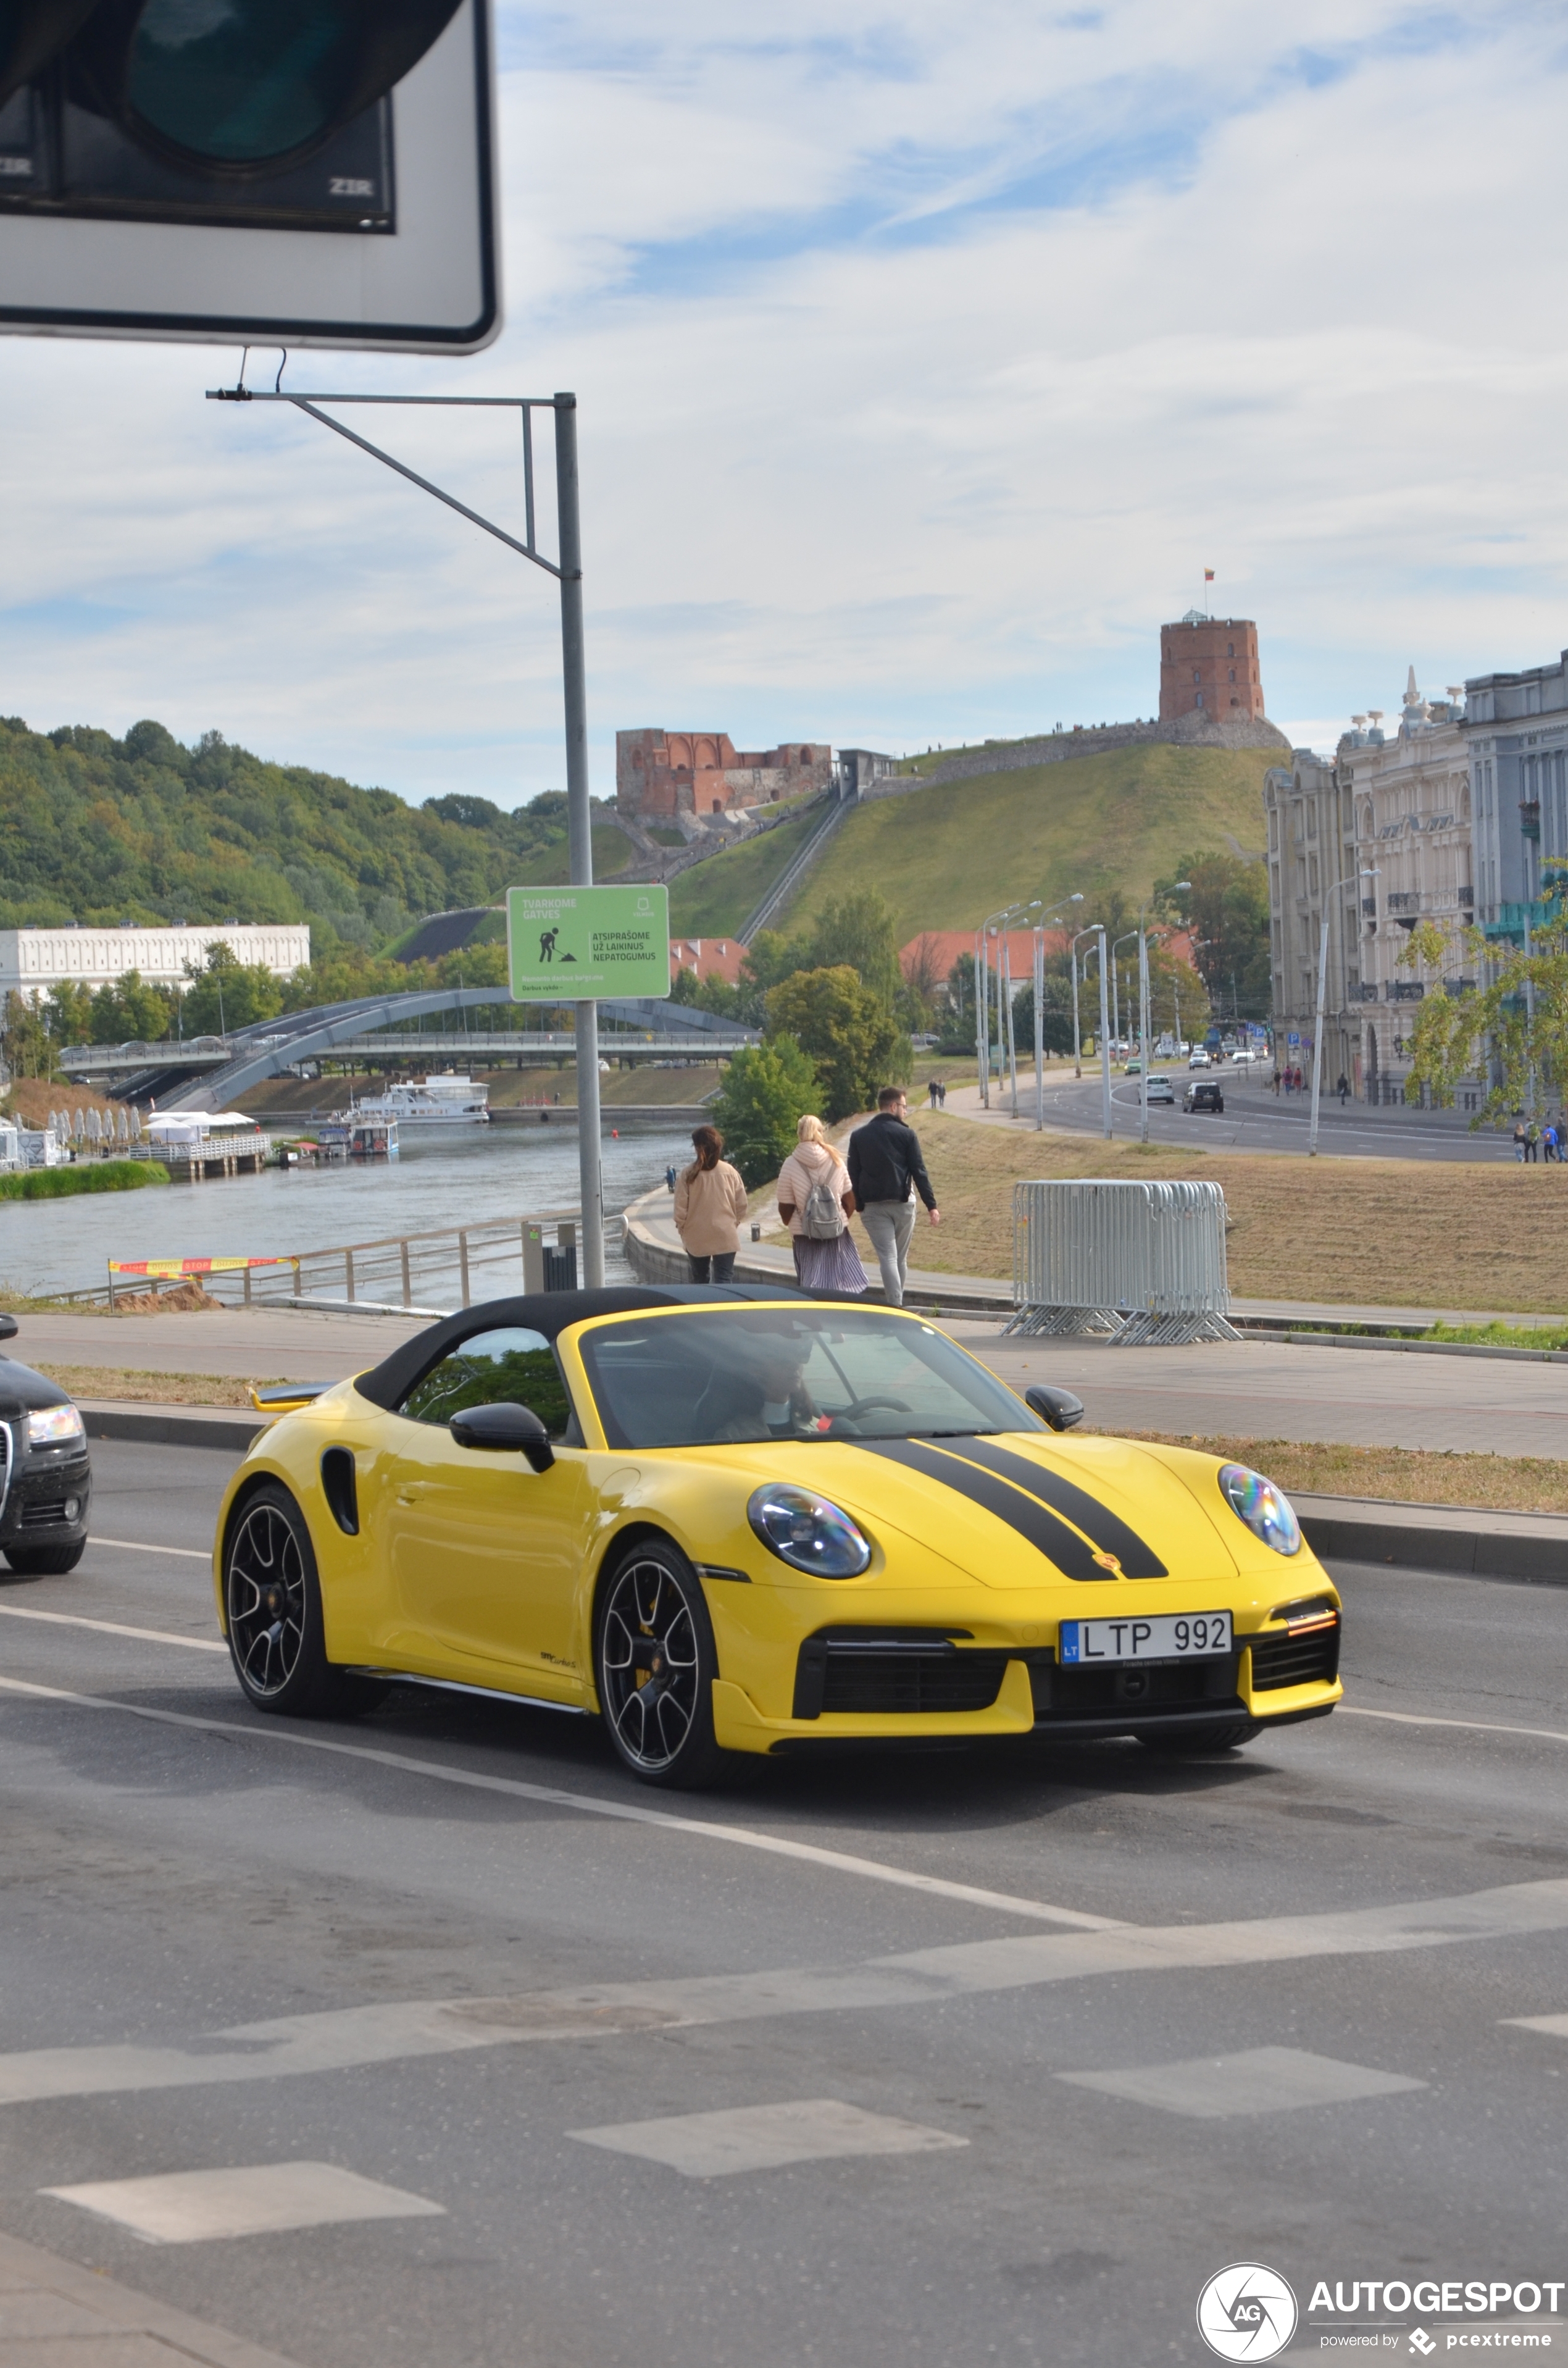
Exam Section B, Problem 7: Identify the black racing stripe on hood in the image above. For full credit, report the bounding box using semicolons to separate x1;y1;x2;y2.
853;1439;1103;1582
939;1439;1169;1579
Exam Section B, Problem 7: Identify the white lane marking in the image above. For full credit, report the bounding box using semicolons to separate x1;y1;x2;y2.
88;1538;210;1560
0;1606;227;1653
1057;2045;1424;2120
1502;2012;1568;2037
0;1675;1122;1934
41;2162;443;2246
1341;1704;1568;1748
2;1879;1567;2107
567;2099;967;2178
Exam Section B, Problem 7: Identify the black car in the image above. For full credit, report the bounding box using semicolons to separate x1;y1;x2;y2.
1183;1079;1225;1113
0;1315;90;1574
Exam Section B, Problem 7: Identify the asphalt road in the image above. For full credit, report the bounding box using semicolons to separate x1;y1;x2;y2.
2;1441;1567;2367
1011;1063;1523;1163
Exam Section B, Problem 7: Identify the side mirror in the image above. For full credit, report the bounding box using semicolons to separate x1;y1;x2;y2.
450;1400;555;1472
0;1313;16;1342
1026;1384;1085;1433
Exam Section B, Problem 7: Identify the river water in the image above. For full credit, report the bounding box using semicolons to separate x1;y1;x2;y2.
0;1126;695;1299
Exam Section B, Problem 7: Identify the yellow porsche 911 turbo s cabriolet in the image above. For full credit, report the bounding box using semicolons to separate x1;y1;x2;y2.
214;1286;1342;1788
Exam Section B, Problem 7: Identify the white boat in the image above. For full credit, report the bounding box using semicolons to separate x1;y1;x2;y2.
352;1073;490;1128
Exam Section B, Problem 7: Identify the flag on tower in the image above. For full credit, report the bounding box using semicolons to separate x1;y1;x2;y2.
1204;569;1215;582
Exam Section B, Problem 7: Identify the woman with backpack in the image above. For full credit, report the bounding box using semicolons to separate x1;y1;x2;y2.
776;1115;867;1294
672;1124;749;1282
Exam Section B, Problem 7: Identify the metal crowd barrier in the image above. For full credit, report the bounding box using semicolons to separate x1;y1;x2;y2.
1007;1179;1239;1345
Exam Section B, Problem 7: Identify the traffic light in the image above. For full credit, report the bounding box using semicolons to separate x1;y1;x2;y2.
1;0;465;226
0;0;498;348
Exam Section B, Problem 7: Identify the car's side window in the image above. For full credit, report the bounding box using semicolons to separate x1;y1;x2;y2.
398;1327;579;1441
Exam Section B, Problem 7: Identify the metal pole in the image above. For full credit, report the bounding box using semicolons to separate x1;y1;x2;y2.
974;929;985;1104
555;393;604;1289
978;929;990;1108
1034;926;1045;1129
1096;930;1112;1137
1072;951;1082;1079
1004;934;1018;1116
1138;924;1151;1145
1307;906;1330;1156
1111;957;1120;1051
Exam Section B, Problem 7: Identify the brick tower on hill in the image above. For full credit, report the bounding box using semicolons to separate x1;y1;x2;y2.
1159;613;1265;723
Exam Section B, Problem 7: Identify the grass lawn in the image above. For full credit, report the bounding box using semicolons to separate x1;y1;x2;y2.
778;743;1274;942
1104;1433;1568;1516
669;809;825;937
862;1110;1568;1314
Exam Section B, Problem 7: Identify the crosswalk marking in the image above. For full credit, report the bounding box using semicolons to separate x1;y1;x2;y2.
1058;2045;1425;2119
41;2162;444;2245
0;1878;1566;2109
569;2099;968;2178
0;1605;227;1652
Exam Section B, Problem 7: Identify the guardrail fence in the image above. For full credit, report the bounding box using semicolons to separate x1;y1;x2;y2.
1007;1179;1238;1345
104;1209;582;1316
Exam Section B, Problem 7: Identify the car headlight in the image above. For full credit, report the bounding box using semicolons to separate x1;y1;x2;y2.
747;1484;871;1578
1218;1462;1301;1557
27;1404;85;1448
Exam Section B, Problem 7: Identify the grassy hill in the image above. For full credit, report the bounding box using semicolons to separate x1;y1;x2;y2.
0;713;635;953
667;806;825;937
778;744;1274;942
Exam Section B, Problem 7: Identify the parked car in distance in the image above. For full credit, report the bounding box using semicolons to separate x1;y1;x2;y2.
1185;1079;1225;1113
1188;1049;1212;1069
1124;1058;1142;1076
1146;1075;1175;1104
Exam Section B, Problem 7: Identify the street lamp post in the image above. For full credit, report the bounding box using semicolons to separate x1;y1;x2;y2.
1027;893;1083;1128
1308;867;1378;1155
1069;921;1100;1082
1095;928;1112;1136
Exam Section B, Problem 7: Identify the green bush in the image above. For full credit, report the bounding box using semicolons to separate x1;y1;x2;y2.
707;1037;820;1187
0;1158;169;1201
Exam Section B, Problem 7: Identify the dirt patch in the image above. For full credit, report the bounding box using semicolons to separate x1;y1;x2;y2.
38;1365;283;1407
878;1111;1568;1316
1103;1431;1568;1515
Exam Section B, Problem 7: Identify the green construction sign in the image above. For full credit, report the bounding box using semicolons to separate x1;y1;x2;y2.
506;883;670;1002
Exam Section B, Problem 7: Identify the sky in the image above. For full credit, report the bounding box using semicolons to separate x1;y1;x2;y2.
4;0;1568;809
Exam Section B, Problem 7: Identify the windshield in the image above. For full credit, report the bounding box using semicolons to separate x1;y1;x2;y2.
578;1308;1041;1450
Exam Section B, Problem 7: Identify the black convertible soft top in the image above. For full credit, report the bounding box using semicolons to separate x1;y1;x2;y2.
353;1282;806;1412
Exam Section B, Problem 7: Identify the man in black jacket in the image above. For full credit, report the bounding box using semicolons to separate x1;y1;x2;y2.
848;1086;941;1306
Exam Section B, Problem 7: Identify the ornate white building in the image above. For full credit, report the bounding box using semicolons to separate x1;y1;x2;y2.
1266;671;1475;1103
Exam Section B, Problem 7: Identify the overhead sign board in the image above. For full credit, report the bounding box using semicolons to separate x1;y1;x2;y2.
507;885;672;1004
0;0;498;351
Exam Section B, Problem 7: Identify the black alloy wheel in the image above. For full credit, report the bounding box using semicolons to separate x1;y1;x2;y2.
223;1483;383;1718
595;1540;724;1788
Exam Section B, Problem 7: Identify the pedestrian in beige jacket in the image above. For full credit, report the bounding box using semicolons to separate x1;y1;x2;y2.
673;1124;749;1282
776;1115;868;1294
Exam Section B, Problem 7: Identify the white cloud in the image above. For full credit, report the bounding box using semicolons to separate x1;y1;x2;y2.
1;0;1565;811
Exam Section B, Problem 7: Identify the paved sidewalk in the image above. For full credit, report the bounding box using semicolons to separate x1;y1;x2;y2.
0;2228;306;2368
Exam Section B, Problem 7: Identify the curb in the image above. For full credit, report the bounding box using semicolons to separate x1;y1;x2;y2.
78;1400;264;1452
1278;1332;1568;1366
1296;1497;1568;1587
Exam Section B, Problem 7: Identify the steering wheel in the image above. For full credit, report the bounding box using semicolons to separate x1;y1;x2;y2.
820;1394;912;1433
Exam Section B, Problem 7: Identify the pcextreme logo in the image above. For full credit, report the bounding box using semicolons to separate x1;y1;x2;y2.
1198;2264;1299;2360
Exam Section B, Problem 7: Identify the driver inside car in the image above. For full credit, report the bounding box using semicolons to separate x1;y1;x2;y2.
712;1342;821;1441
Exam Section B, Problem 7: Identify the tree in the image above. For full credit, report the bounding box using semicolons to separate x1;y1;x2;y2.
181;942;284;1034
1007;975;1077;1056
764;964;911;1121
1401;903;1568;1123
802;887;903;1010
43;981;94;1047
87;969;174;1045
707;1035;820;1187
899;933;946;1033
1156;851;1270;1019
